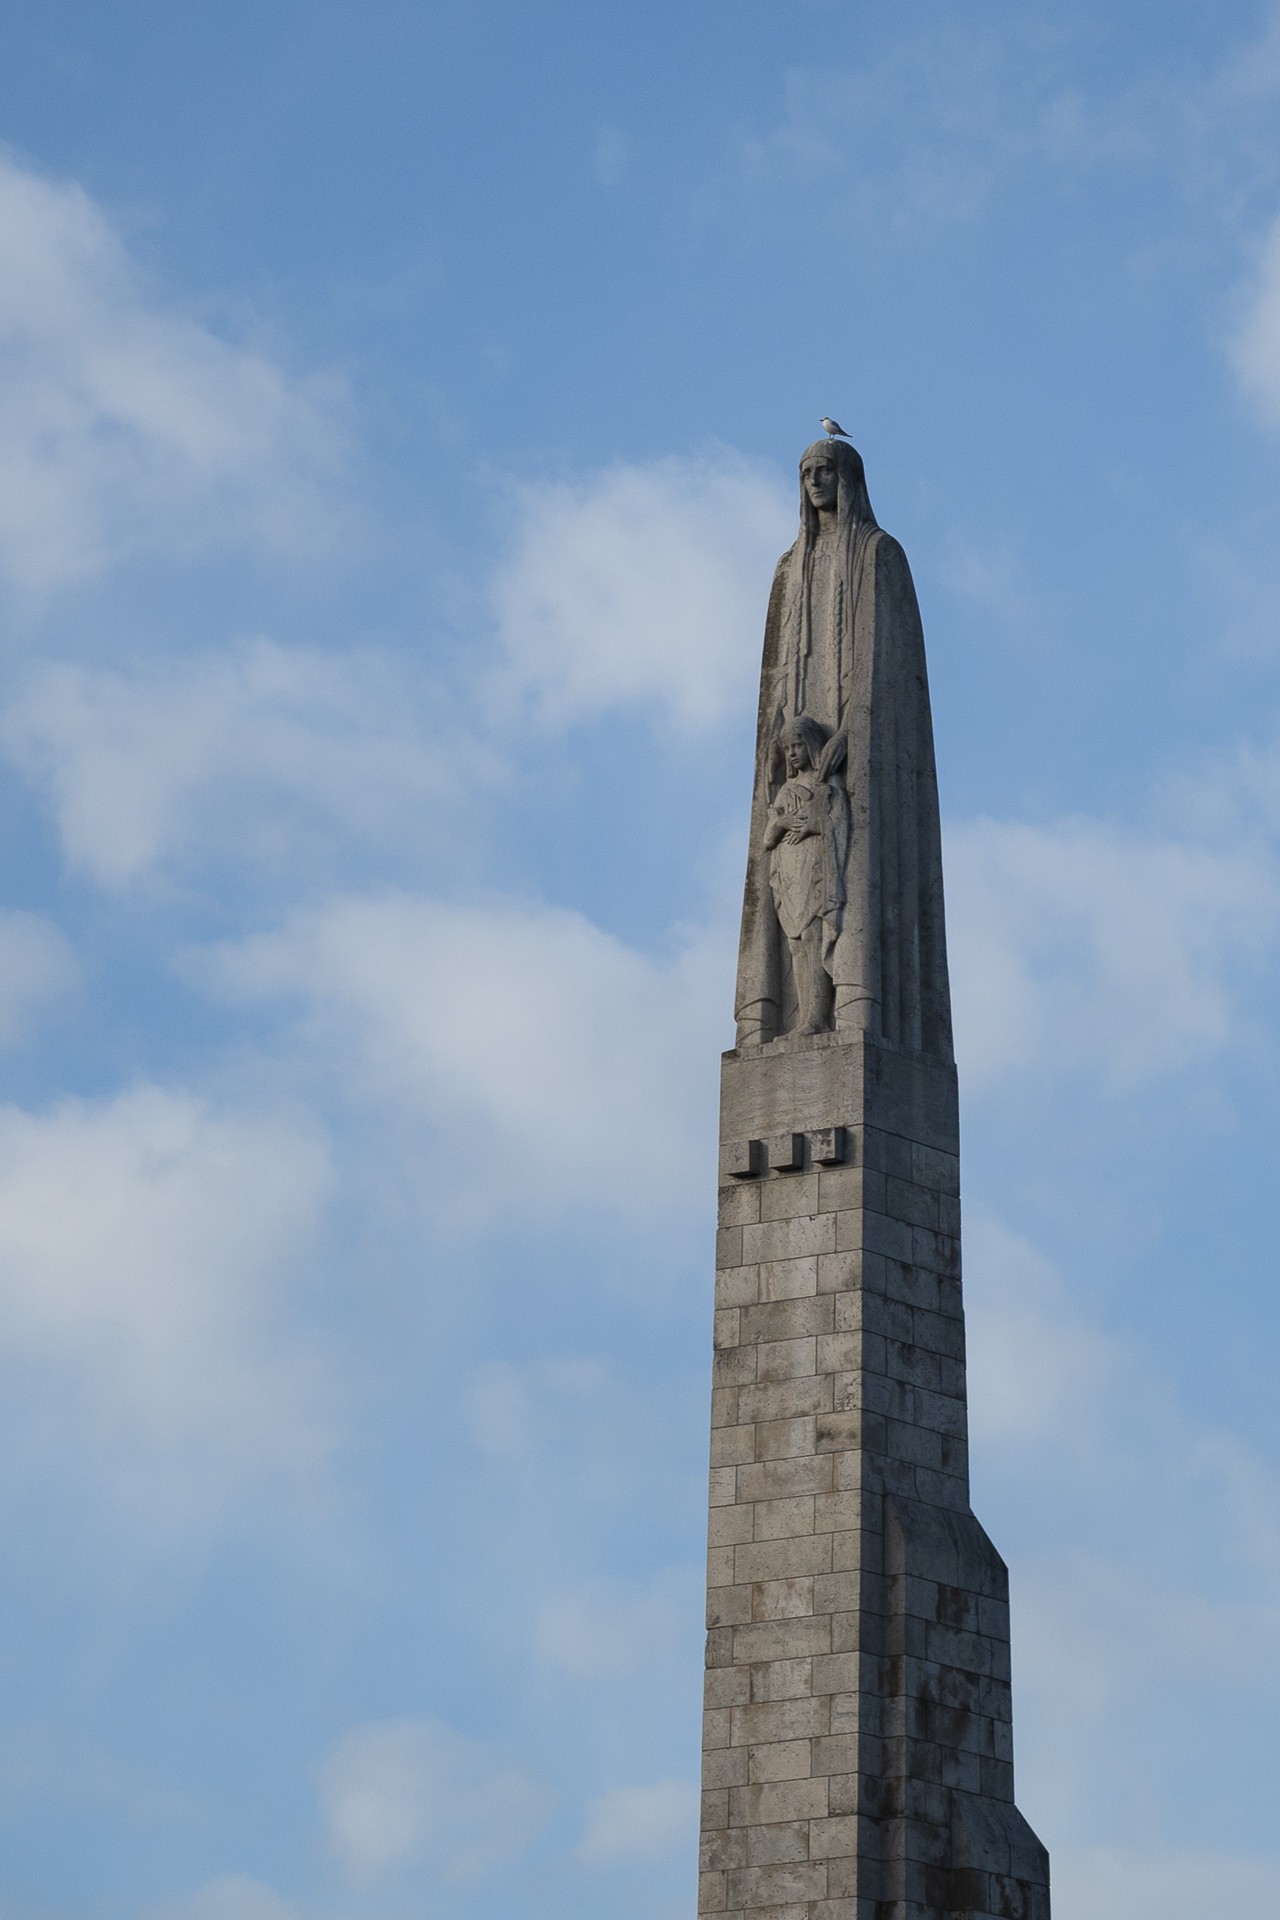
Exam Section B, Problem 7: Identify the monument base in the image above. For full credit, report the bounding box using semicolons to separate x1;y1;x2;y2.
701;1031;1050;1920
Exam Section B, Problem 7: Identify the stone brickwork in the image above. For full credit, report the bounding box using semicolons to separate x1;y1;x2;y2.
699;1032;1049;1920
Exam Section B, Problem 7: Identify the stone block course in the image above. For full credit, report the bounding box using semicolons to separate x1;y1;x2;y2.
818;1167;883;1215
817;1251;863;1293
912;1226;960;1277
706;1666;752;1707
747;1821;812;1865
733;1616;831;1662
708;1545;738;1587
752;1577;817;1621
747;1739;817;1783
742;1295;835;1343
739;1376;832;1422
760;1256;820;1300
712;1424;757;1468
808;1814;862;1859
735;1533;833;1583
726;1862;829;1906
883;1259;942;1311
703;1708;733;1749
750;1657;814;1701
719;1182;764;1227
816;1332;858;1374
717;1266;762;1308
810;1651;859;1694
910;1143;960;1194
883;1177;940;1229
703;1747;749;1790
712;1386;741;1427
737;1455;834;1499
813;1491;859;1532
702;1827;748;1870
714;1346;758;1389
760;1172;820;1218
754;1415;820;1461
717;1225;744;1267
707;1584;753;1629
702;1788;730;1827
757;1336;819;1381
743;1214;838;1263
753;1494;817;1539
730;1778;830;1826
732;1695;831;1745
862;1125;914;1180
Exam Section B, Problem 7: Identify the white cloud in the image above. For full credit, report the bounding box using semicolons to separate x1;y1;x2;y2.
0;909;78;1042
964;1216;1116;1448
200;890;728;1221
536;1567;699;1683
0;151;346;592
2;640;460;885
144;1877;305;1920
492;451;791;728
0;1084;332;1505
946;812;1277;1087
1229;213;1280;427
577;1779;698;1864
964;1216;1280;1849
318;1716;551;1882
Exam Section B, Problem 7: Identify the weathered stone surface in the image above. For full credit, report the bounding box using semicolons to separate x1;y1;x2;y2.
698;442;1049;1920
734;441;952;1058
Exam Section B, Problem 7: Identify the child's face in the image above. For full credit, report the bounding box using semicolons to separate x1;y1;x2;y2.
785;738;810;775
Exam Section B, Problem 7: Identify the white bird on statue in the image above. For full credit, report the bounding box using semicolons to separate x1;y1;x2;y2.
820;416;850;438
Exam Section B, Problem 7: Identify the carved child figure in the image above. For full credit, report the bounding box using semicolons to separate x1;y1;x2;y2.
763;714;848;1036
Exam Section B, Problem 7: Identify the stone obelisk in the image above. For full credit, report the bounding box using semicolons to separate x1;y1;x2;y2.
698;439;1050;1920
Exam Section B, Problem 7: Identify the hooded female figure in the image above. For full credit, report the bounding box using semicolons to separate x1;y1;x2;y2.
734;438;953;1061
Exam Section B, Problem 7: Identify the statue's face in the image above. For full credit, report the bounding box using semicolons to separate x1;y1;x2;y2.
785;737;811;774
802;458;838;511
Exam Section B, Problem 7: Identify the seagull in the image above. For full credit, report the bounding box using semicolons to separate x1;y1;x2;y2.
820;416;851;439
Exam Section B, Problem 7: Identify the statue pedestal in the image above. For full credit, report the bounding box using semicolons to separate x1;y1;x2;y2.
700;1032;1050;1920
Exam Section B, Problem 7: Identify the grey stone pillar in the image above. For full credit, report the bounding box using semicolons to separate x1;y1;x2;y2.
699;1031;1050;1920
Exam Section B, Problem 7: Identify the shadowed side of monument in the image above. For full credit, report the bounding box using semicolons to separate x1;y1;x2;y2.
696;441;1049;1920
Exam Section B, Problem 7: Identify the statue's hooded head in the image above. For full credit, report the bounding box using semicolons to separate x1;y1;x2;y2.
798;438;875;536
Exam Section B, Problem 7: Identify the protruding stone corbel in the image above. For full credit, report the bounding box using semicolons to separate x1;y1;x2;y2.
721;1138;763;1180
767;1131;806;1173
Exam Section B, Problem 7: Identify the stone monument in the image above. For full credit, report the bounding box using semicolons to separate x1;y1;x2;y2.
699;438;1050;1920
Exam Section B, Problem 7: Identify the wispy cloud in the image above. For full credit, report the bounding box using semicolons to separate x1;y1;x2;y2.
536;1567;700;1685
965;1213;1280;1859
947;808;1278;1087
0;909;78;1044
318;1716;551;1883
492;451;790;729
0;1085;333;1522
199;890;730;1221
0;150;348;593
577;1779;699;1864
1;640;462;886
143;1876;305;1920
1229;212;1280;426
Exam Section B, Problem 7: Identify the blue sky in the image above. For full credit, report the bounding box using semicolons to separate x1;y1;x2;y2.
0;3;1279;1917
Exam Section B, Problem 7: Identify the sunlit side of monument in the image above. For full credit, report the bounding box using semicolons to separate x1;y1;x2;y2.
699;440;1050;1920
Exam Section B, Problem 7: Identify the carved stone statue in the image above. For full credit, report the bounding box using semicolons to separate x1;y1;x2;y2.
763;714;849;1036
735;437;953;1059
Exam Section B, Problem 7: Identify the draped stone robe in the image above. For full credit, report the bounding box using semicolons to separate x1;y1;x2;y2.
735;441;953;1061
